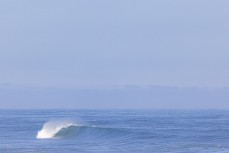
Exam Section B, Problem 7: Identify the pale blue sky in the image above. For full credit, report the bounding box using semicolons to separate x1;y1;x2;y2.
1;0;229;109
1;0;229;89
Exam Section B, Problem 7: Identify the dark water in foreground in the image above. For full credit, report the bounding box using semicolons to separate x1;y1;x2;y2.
0;109;229;153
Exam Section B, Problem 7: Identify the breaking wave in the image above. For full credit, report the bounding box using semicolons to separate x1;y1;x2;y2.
37;120;131;139
37;120;79;139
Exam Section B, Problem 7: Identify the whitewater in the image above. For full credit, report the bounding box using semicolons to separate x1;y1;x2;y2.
36;120;78;139
36;120;130;140
1;109;229;153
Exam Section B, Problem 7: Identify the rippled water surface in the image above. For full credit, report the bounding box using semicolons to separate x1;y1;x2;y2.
0;109;229;153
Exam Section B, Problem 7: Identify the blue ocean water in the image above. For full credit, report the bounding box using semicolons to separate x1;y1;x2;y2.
0;109;229;153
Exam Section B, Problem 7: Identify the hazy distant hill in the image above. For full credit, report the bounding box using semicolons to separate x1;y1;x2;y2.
0;85;229;109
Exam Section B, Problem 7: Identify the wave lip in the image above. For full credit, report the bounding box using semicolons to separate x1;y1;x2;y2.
36;120;77;139
37;120;132;140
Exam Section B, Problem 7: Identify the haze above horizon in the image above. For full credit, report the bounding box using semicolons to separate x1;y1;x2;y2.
0;0;229;108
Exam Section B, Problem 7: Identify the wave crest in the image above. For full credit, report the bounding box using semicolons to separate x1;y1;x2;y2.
37;120;131;140
36;120;79;139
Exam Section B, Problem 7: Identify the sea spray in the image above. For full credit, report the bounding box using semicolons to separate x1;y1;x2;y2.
37;120;79;139
37;119;131;140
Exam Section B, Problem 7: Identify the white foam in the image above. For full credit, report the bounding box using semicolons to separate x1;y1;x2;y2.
36;120;76;139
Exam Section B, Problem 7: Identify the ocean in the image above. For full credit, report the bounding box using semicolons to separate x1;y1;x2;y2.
0;109;229;153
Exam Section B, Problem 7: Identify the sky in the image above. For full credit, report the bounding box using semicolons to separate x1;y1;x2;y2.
0;0;229;108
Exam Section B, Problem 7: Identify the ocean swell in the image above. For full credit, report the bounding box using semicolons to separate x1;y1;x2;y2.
36;120;79;139
37;120;131;140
